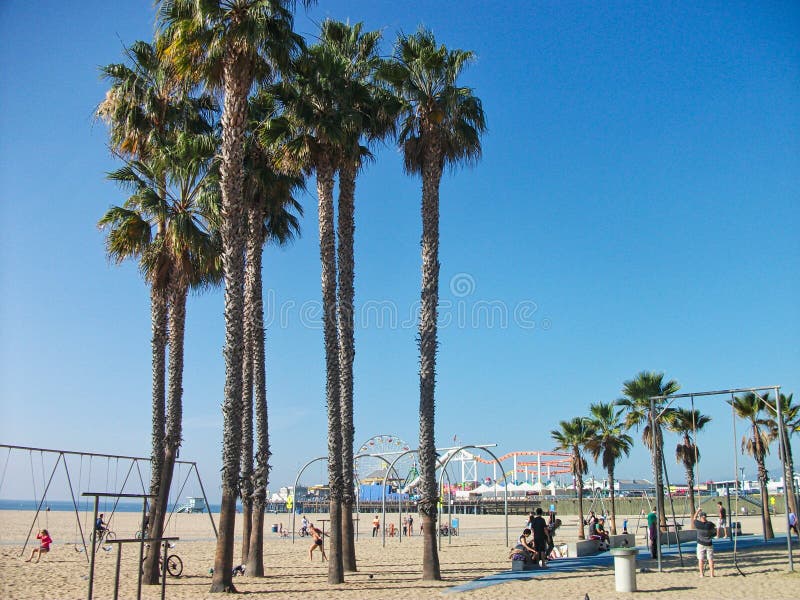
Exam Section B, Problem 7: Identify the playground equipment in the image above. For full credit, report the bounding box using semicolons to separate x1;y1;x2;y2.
648;385;797;573
0;444;216;561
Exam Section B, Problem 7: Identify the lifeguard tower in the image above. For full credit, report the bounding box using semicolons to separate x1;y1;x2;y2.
176;496;206;513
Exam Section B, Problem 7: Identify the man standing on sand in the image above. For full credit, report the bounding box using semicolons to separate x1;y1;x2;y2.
372;515;380;537
694;508;716;577
530;508;550;568
717;502;727;538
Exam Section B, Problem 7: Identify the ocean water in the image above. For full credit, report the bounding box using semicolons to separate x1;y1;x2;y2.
0;499;224;513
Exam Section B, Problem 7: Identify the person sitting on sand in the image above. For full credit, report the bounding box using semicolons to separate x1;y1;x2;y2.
309;524;327;561
589;517;610;550
516;528;537;562
25;529;52;563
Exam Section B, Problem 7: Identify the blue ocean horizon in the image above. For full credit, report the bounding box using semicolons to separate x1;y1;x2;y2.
0;499;225;513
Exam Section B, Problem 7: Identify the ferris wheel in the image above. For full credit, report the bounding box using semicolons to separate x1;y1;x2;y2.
354;434;416;484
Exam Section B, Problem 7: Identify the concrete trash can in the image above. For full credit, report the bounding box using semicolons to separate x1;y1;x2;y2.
610;547;637;592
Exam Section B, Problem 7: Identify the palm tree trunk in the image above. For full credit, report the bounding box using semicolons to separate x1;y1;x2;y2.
608;467;617;535
210;55;250;594
686;464;697;520
576;469;586;540
652;418;667;530
240;207;258;566
148;286;167;509
245;204;270;577
337;164;357;572
418;139;443;581
780;426;798;518
318;158;344;584
754;425;775;539
143;281;187;585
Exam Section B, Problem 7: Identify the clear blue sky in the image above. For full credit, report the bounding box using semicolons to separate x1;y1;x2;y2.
1;1;798;501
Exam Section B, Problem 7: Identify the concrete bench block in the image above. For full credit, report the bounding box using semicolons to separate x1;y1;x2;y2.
567;539;603;557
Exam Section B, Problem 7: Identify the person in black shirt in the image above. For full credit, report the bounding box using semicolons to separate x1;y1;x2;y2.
693;508;716;577
530;508;549;567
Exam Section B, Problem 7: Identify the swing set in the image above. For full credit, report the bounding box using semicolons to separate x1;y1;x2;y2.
648;385;797;574
0;444;216;562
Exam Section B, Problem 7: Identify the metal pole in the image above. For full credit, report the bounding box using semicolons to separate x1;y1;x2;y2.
661;452;684;567
160;541;168;600
113;544;123;600
726;491;733;541
63;453;90;561
192;463;218;538
20;452;62;557
292;456;326;544
88;495;99;600
774;387;794;571
137;497;147;599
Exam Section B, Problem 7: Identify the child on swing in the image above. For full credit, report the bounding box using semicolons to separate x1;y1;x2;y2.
25;529;52;563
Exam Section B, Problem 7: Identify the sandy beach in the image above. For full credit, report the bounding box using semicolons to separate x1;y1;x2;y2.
2;510;798;599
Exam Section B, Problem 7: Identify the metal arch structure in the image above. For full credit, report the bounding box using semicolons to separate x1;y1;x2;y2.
292;450;416;543
437;445;510;550
648;385;796;573
379;448;460;548
291;455;326;543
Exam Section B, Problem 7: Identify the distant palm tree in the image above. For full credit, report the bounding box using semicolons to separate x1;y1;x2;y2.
780;393;799;516
760;392;798;519
585;402;633;535
729;392;776;539
618;371;680;528
379;28;486;580
663;408;711;518
157;1;306;591
552;418;593;540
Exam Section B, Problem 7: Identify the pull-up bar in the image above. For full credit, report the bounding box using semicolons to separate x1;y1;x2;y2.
647;385;795;573
82;492;155;600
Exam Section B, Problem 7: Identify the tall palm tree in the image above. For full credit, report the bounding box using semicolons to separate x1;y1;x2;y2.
264;40;359;584
551;417;593;540
157;1;306;591
781;393;799;516
663;407;711;518
379;28;486;581
762;392;798;518
99;130;221;583
241;93;303;575
97;38;214;517
618;371;680;529
730;392;776;539
317;18;398;573
585;402;633;535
